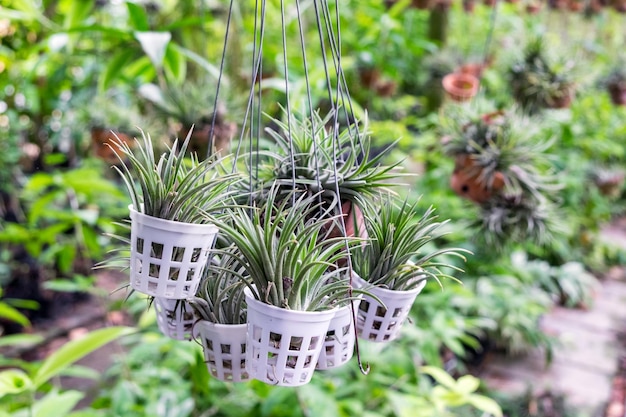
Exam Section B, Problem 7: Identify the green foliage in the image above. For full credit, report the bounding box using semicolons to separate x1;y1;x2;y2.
0;326;135;416
353;195;469;290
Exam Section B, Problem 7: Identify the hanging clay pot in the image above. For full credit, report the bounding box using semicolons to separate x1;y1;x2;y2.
526;2;542;13
545;88;574;109
608;85;626;106
442;73;479;102
179;119;236;158
450;154;506;204
91;127;133;165
359;67;381;90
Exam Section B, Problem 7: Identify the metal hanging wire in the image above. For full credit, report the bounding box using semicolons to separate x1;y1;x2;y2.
208;0;371;374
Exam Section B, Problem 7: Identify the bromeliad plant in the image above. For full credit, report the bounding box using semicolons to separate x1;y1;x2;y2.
191;246;248;325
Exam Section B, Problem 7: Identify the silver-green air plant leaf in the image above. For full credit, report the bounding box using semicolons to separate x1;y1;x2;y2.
353;195;470;291
202;187;364;311
108;128;241;224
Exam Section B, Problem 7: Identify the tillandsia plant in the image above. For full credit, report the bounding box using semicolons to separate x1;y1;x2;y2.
509;37;577;113
441;104;559;203
202;188;363;311
599;60;626;105
256;109;406;219
352;195;469;291
190;245;248;325
109;128;240;224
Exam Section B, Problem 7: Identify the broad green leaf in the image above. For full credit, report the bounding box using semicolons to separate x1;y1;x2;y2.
0;369;33;397
99;49;135;91
468;395;503;417
164;43;187;84
61;0;94;29
32;326;135;388
0;334;43;348
454;374;480;394
0;302;30;327
419;366;457;390
134;31;171;69
175;46;221;80
126;1;149;31
32;390;84;417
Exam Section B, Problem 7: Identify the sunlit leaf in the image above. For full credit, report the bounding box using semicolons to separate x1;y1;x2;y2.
0;369;33;397
32;326;135;388
134;31;171;69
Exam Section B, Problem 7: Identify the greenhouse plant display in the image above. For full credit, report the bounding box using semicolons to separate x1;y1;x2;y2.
600;63;626;106
109;129;240;299
203;189;364;386
441;72;480;102
351;196;469;342
509;38;577;113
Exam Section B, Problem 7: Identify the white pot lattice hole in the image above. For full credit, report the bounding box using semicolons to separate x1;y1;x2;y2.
129;205;218;299
154;297;197;341
317;301;359;370
354;274;427;343
196;321;250;383
244;288;335;387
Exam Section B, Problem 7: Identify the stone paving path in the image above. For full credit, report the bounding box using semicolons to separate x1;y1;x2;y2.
479;223;626;416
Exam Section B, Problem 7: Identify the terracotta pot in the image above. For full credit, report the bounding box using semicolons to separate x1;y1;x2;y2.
545;88;574;109
526;2;542;12
375;79;397;97
179;121;236;157
463;0;476;11
568;0;584;11
450;154;506;204
91;127;133;165
608;85;626;106
359;67;381;90
442;73;480;102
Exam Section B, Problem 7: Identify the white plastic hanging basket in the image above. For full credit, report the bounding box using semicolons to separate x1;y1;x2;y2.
353;274;426;343
129;205;218;299
244;288;335;386
154;297;197;341
196;320;250;383
316;300;359;370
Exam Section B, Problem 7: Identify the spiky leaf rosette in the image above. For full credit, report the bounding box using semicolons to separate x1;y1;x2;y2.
202;188;363;311
441;105;560;200
108;128;240;223
190;247;248;325
352;195;469;291
256;109;406;209
508;37;576;114
473;192;564;248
